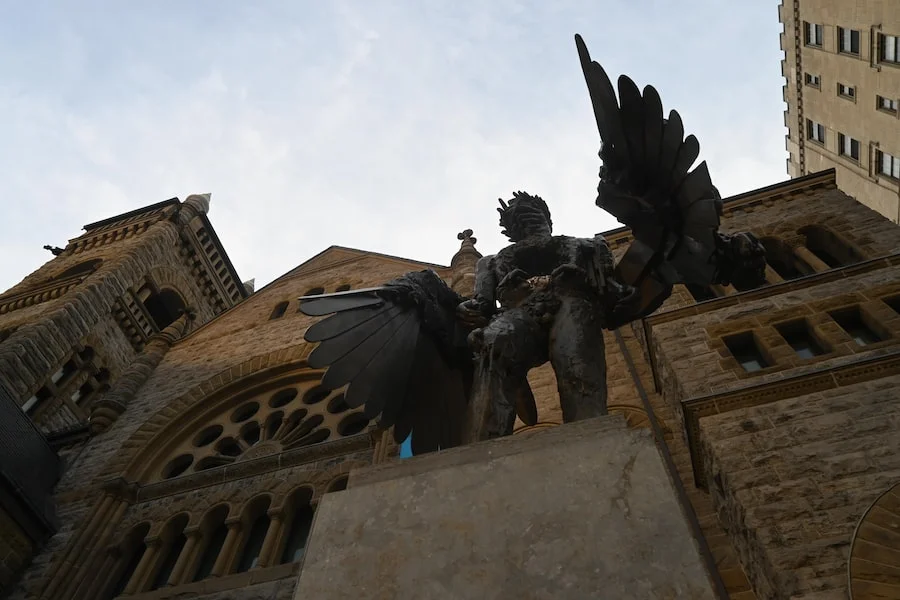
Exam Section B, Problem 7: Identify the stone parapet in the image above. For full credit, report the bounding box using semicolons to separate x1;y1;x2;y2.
294;416;717;600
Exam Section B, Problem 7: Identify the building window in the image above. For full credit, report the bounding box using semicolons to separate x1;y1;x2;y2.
805;22;824;47
806;119;826;144
838;83;856;99
326;475;349;493
149;515;189;590
799;225;863;268
334;284;351;292
775;320;826;359
155;371;370;482
191;506;229;582
830;307;884;346
877;150;900;179
270;301;289;320
879;34;899;64
22;387;53;415
724;332;769;372
838;133;861;161
878;95;899;114
142;288;186;330
236;498;272;573
883;295;900;315
52;258;103;281
838;27;861;55
760;236;812;280
106;524;151;600
302;287;325;297
805;73;821;88
279;488;315;564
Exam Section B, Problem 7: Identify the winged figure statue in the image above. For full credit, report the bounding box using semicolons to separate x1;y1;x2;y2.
299;34;766;456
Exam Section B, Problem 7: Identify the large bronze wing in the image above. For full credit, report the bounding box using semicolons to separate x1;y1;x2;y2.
299;270;471;455
575;34;765;319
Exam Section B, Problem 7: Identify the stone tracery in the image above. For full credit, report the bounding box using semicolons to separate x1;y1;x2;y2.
153;371;370;482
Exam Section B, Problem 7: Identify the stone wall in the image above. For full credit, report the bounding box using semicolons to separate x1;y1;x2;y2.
652;266;900;404
8;247;471;600
0;509;33;591
643;175;900;599
699;376;900;599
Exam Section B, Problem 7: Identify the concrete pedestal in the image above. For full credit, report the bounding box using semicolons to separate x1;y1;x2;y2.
293;416;716;599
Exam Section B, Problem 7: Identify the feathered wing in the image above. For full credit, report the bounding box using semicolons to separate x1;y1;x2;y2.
575;34;765;319
299;270;471;454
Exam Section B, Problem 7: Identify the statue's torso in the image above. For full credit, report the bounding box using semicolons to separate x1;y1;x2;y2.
493;234;581;278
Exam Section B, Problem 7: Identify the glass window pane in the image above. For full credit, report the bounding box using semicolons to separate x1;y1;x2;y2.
777;321;825;359
725;333;768;372
741;358;764;372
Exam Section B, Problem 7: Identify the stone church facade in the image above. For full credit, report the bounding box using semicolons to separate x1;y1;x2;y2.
1;168;899;599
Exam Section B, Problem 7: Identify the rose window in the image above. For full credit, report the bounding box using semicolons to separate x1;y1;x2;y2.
158;377;371;480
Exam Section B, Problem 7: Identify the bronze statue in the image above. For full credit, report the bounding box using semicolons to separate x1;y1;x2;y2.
299;34;766;455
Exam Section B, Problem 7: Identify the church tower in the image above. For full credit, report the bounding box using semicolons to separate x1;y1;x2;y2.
0;195;247;590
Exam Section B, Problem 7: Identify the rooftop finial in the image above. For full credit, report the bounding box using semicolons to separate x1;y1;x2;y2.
457;229;477;248
183;193;211;216
452;229;481;269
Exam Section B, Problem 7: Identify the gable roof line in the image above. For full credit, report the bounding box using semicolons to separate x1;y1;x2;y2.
283;245;449;279
175;245;452;344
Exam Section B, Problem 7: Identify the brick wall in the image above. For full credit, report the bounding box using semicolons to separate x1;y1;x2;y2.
8;249;465;600
699;376;900;599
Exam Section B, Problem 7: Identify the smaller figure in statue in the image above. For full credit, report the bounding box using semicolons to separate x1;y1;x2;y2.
456;192;633;437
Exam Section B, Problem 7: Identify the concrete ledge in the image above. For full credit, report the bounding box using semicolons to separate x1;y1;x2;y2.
294;416;716;599
350;415;627;487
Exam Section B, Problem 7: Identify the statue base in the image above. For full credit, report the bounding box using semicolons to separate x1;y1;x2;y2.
293;416;716;599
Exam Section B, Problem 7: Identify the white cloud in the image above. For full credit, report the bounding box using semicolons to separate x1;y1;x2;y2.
0;1;787;291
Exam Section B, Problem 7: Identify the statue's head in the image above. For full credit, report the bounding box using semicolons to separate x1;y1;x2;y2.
497;191;552;241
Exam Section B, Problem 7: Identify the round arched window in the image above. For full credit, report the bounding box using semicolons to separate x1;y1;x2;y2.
154;371;371;481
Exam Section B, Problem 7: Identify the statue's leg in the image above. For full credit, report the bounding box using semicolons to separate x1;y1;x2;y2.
549;296;608;422
469;309;545;437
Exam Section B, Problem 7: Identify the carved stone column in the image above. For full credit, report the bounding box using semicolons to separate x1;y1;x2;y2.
123;537;161;594
793;245;831;273
77;547;117;599
40;493;115;599
764;265;784;284
255;510;283;569
90;313;191;433
372;429;399;464
210;519;242;577
167;527;201;586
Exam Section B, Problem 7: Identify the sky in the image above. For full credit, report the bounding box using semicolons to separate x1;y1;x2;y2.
0;1;787;291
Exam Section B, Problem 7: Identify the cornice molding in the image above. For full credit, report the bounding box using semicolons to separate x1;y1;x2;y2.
130;433;374;502
684;350;900;488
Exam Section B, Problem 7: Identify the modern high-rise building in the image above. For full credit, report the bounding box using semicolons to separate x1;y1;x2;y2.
780;1;900;221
